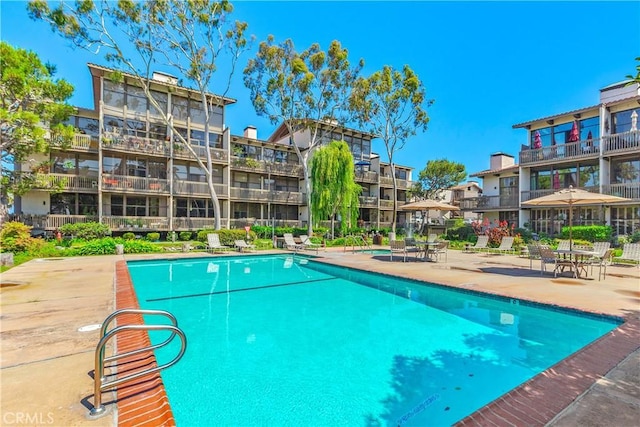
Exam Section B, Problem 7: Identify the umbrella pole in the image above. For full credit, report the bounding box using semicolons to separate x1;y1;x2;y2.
569;205;573;250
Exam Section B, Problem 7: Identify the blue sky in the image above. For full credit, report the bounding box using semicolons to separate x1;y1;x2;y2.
1;1;638;178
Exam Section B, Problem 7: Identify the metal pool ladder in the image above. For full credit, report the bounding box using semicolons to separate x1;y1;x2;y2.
343;234;372;252
89;309;187;417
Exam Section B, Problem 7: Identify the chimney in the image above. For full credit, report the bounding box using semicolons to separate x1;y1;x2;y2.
151;71;178;85
489;152;515;170
244;126;257;140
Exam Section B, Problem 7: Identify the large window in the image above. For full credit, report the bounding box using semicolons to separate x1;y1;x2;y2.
150;90;168;116
126;85;147;114
175;198;214;218
232;172;261;189
103;116;124;135
499;176;518;199
172;96;189;121
612;158;640;183
530;170;551;190
189;99;206;125
208;105;223;128
126;158;146;177
149;122;167;141
103;81;125;108
126;196;147;216
148;161;167;179
580;116;599;140
612;109;638;134
103;156;125;175
50;193;98;216
579;164;599;187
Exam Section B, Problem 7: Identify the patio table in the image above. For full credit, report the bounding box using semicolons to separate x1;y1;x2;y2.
554;249;598;278
416;241;440;262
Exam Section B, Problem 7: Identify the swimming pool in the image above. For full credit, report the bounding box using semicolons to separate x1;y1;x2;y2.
127;255;620;426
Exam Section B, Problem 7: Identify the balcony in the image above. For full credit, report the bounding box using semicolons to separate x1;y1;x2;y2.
174;145;228;163
229;187;304;204
603;130;640;155
28;173;98;192
462;195;519;211
359;195;378;208
379;176;410;188
379;199;394;209
14;214;97;230
520;186;599;203
230;157;303;177
102;216;170;231
172;217;227;230
601;183;640;201
102;174;169;193
102;134;170;157
355;171;378;183
519;138;600;166
50;133;99;152
173;181;227;198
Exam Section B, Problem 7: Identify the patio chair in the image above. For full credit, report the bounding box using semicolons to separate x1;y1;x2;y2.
591;249;614;281
527;243;548;269
234;240;256;252
283;233;304;252
389;240;407;262
556;240;571;251
404;237;422;259
539;246;573;277
612;243;640;267
300;234;322;253
427;240;449;262
206;233;231;253
467;235;489;253
492;236;515;255
426;233;438;243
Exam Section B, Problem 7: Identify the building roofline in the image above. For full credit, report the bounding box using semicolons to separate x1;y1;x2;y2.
512;104;601;129
470;164;519;178
267;119;376;142
87;63;237;105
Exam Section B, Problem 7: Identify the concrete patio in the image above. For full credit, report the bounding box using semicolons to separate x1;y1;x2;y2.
1;248;638;426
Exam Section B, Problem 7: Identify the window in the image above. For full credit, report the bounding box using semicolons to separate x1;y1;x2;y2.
612;109;636;134
126;85;147;114
150;90;168;116
103;81;125;108
149;123;167;141
612;158;640;183
78;154;99;177
580;116;599;140
171;96;189;122
77;117;99;137
50;193;75;214
530;170;551;190
189;99;206;125
175;198;188;217
126;119;145;138
579;164;599;187
111;196;124;216
51;155;76;174
126;196;147;216
126;158;147;177
209;104;223;128
149;197;160;217
103;116;124;135
173;163;188;180
103;156;124;175
78;194;98;216
148;161;167;179
188;164;206;182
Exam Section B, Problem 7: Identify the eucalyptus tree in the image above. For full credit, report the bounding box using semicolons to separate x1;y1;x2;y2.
0;42;75;222
410;159;466;201
310;140;361;237
351;65;432;234
28;0;250;230
244;37;362;235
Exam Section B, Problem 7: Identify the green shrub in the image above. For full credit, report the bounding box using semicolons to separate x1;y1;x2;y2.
179;231;192;241
122;232;136;240
146;232;160;242
0;221;33;252
123;240;163;254
197;229;256;246
74;237;117;255
513;227;533;242
445;225;475;242
59;222;111;240
561;225;612;243
629;231;640;243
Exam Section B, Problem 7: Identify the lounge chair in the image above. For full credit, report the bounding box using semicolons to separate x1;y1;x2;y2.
206;233;231;253
234;240;256;252
389;240;407;262
556;240;571;251
613;243;640;267
283;233;304;252
467;235;489;253
492;236;515;255
299;234;322;253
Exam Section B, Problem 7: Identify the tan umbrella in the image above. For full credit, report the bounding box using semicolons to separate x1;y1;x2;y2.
522;186;630;248
400;199;460;235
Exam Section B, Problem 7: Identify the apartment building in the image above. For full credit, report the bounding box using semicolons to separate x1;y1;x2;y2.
463;81;640;237
13;63;413;233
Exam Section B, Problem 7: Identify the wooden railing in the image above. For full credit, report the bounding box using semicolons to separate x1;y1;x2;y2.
172;217;223;230
520;186;599;203
471;195;520;210
603;130;640;154
229;187;304;204
379;176;409;189
173;145;227;162
102;216;169;231
601;183;640;201
28;173;98;191
359;196;378;207
379;199;394;209
172;181;228;197
102;135;171;156
519;138;601;165
355;171;378;183
102;174;169;193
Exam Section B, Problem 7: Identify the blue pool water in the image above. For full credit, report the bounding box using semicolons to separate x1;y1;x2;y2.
127;255;620;426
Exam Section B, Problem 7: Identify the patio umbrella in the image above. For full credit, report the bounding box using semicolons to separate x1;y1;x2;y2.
533;131;542;149
568;121;580;143
522;186;630;249
400;199;460;235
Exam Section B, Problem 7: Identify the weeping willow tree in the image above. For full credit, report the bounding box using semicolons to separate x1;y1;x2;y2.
310;140;361;237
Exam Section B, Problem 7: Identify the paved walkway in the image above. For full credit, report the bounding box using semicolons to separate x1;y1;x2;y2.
1;248;638;426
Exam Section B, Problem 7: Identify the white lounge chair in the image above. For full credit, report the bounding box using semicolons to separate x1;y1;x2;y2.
556;240;571;251
234;240;256;252
206;233;231;253
492;236;515;255
299;234;322;253
613;243;640;267
467;235;489;252
283;233;304;252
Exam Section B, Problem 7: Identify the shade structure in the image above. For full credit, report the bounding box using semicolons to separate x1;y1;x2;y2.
522;186;630;248
400;199;460;235
568;121;580;143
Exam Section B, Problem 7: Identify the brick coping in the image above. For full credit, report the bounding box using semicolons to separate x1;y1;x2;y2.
114;260;175;427
114;257;639;426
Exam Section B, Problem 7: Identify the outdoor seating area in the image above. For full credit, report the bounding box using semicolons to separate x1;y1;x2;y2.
613;243;640;267
206;233;231;253
234;240;256;252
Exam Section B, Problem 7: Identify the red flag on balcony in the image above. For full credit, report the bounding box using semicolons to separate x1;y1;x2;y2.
568;121;579;142
533;130;542;149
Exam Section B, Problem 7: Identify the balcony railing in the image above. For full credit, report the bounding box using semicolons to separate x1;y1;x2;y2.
379;199;394;209
603;130;640;154
601;183;640;201
102;216;170;231
379;176;410;188
173;145;227;162
102;134;171;156
473;195;520;210
355;171;378;183
50;134;99;152
13;214;97;230
28;173;98;192
173;181;228;197
359;196;378;208
230;157;303;177
102;174;169;193
519;138;601;165
229;187;304;204
172;217;224;230
520;186;599;203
